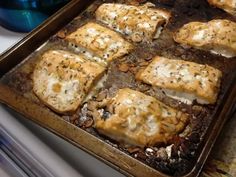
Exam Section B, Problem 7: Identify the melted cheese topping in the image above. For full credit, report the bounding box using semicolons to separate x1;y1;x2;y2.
136;56;222;104
174;19;236;58
33;50;105;114
146;115;160;136
94;88;189;147
45;75;80;106
192;30;207;41
95;3;171;42
66;22;133;65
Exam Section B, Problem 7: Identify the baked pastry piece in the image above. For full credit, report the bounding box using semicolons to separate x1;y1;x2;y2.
95;3;171;42
136;56;222;104
173;19;236;58
66;22;133;65
208;0;236;16
93;88;189;147
33;50;105;114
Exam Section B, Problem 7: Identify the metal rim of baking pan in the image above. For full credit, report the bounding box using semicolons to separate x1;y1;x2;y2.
0;0;236;176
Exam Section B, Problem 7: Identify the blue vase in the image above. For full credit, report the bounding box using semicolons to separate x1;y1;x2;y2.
0;0;69;32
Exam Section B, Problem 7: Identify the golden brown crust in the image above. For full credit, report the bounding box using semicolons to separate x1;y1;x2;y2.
95;3;171;42
173;19;236;58
93;88;189;147
33;50;105;114
208;0;236;16
66;22;133;64
136;56;222;104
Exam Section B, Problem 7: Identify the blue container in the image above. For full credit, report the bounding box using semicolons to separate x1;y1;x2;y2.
0;0;69;32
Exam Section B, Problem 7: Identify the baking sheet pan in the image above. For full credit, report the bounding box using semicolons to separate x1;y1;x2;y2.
0;0;236;176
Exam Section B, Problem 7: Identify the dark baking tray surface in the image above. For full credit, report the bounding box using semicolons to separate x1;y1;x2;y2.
0;0;236;176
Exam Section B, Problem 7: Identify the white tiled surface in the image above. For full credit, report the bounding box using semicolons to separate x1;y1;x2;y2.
0;26;124;177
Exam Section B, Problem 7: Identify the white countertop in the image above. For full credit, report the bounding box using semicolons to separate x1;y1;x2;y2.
0;26;26;54
0;26;124;177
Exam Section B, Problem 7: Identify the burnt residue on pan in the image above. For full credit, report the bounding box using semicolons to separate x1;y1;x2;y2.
1;0;236;176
